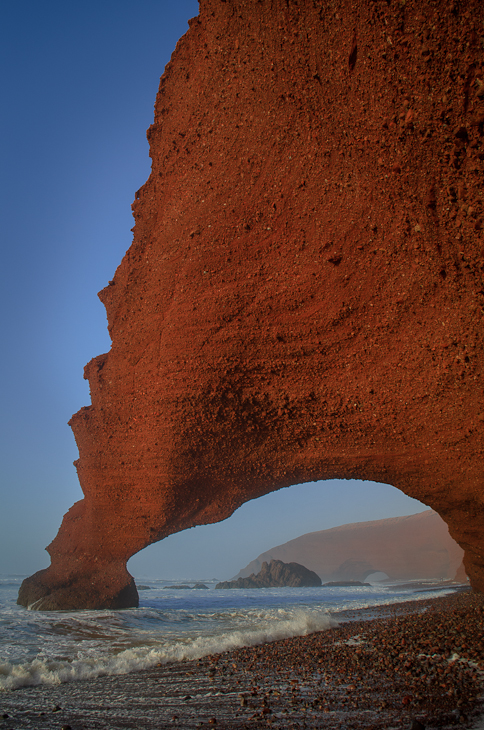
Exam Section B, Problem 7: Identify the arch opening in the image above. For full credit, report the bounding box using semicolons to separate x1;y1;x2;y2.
127;479;464;587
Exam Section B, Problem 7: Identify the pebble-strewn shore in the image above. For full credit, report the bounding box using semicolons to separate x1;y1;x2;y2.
2;590;483;729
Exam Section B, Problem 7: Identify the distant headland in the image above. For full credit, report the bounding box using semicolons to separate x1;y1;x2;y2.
235;511;465;585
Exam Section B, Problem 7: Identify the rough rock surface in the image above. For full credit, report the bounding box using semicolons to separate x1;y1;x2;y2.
19;0;484;609
236;511;465;583
216;559;321;588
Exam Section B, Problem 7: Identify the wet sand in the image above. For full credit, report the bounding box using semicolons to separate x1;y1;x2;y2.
1;589;483;729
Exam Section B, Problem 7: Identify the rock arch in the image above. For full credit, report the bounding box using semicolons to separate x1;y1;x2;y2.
19;0;484;609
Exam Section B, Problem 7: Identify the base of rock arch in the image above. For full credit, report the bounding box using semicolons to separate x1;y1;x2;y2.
19;0;484;609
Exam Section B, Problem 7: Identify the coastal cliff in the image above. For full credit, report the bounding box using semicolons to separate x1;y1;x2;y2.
19;0;484;609
237;511;465;583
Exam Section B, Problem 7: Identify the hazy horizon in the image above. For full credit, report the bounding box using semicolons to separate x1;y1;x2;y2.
126;479;428;581
1;3;429;584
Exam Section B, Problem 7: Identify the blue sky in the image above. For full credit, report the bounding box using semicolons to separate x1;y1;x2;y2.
0;1;427;581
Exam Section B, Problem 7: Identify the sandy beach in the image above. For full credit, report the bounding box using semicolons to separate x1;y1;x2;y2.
1;589;482;730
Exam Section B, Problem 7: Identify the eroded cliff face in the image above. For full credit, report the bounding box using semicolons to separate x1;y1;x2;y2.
18;0;484;609
237;511;465;583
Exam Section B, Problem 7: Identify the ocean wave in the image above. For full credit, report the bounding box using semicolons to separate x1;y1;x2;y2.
0;579;23;588
327;587;456;616
0;609;336;691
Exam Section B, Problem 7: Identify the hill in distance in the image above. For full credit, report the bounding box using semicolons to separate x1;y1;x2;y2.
235;511;464;583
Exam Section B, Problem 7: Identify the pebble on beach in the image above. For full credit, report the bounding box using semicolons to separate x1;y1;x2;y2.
1;591;482;730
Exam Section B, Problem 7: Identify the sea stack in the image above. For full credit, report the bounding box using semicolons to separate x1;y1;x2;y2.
19;0;484;610
216;560;322;588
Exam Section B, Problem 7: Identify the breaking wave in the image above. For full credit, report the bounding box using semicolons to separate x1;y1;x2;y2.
0;608;336;691
0;577;458;692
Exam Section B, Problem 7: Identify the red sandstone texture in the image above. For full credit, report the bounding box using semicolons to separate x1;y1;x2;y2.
237;510;465;582
18;0;484;609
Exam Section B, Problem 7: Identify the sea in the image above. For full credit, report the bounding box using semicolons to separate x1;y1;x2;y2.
0;574;458;694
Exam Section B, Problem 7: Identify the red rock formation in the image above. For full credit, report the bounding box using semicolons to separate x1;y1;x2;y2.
18;0;484;609
236;511;465;583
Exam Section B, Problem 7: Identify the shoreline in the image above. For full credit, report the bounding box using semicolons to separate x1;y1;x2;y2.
1;589;483;729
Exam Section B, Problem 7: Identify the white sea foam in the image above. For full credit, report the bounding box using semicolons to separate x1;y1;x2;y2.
0;577;458;692
0;608;336;691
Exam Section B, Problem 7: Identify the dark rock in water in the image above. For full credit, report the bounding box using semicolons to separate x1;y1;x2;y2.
193;583;209;589
216;560;321;589
136;584;151;590
323;581;371;587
